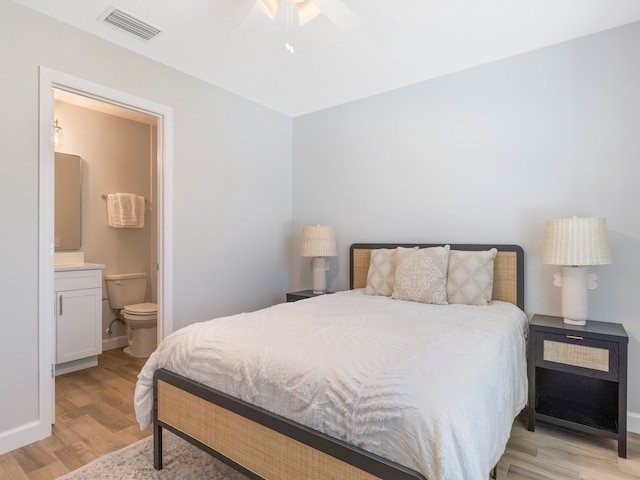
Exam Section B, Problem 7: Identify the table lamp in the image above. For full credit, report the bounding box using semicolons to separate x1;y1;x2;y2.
301;225;337;294
543;216;612;325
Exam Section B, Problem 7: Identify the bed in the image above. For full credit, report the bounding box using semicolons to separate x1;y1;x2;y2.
134;243;527;480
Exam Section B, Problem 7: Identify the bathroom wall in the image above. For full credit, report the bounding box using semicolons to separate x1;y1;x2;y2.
54;100;156;348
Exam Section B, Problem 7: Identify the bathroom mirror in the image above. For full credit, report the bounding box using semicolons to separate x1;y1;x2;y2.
55;153;82;250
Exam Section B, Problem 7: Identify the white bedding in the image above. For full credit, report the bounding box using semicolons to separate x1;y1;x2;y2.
135;289;527;480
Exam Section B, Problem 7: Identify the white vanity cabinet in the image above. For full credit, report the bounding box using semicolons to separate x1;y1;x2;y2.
55;266;103;375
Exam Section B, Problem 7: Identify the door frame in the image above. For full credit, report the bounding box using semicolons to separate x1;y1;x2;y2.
38;67;174;433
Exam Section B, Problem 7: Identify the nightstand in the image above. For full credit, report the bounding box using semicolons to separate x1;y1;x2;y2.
527;314;628;457
286;290;333;302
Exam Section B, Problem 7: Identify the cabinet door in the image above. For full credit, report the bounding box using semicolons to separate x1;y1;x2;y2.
56;288;102;364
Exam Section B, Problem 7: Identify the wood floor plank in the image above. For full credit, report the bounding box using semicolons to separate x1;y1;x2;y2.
79;401;134;433
501;447;581;480
9;443;57;475
505;462;569;480
64;414;132;457
52;442;97;471
25;461;69;480
0;454;30;480
620;437;640;477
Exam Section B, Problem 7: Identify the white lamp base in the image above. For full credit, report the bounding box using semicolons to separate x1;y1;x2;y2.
563;317;587;326
310;257;329;294
557;266;592;326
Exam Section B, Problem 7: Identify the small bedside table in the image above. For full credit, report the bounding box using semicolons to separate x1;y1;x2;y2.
286;290;333;302
527;314;628;457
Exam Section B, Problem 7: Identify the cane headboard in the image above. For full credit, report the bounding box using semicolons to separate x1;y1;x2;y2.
349;243;525;311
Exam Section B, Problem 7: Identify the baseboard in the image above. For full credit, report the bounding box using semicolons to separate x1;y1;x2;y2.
0;419;49;456
55;356;98;376
103;335;128;351
628;411;640;434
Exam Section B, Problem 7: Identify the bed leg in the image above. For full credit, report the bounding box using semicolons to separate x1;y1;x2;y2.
154;423;163;470
490;465;497;479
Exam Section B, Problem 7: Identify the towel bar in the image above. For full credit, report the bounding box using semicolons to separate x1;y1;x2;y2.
101;193;148;203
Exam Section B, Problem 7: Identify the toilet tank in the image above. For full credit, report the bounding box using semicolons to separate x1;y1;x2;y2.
105;273;148;309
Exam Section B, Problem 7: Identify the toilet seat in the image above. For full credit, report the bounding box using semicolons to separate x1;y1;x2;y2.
123;302;157;316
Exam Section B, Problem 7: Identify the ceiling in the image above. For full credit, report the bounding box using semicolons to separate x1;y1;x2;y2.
14;0;640;117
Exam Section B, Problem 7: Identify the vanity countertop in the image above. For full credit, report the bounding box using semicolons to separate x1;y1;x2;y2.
55;262;106;272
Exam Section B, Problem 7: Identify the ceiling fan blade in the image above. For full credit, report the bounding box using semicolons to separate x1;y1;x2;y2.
258;0;282;19
238;1;270;30
314;0;360;30
296;0;322;25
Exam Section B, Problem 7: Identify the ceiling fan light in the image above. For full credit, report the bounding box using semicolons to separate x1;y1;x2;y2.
296;0;321;25
258;0;281;19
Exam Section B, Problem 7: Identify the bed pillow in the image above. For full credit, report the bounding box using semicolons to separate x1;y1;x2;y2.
392;245;450;304
446;248;498;305
365;248;399;296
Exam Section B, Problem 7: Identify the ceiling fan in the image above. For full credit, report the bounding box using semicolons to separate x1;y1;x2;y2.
257;0;359;30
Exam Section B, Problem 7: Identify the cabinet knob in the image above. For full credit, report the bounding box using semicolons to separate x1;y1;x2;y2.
566;335;584;340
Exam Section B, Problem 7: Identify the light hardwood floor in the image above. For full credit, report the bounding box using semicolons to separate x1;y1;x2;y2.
0;348;638;479
0;349;150;480
499;413;640;479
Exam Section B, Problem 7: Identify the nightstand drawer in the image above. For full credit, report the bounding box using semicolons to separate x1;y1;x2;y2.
536;332;619;381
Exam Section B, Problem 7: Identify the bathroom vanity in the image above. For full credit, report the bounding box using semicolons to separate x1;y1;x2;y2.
54;262;105;375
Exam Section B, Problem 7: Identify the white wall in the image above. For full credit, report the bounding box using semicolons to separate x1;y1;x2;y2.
292;22;640;431
0;1;292;452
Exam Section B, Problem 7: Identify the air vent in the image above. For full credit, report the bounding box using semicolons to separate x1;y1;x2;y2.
99;6;162;41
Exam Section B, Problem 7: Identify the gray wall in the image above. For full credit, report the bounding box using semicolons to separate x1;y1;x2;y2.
0;1;292;447
292;22;640;431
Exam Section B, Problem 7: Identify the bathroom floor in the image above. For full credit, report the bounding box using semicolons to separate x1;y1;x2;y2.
0;349;150;479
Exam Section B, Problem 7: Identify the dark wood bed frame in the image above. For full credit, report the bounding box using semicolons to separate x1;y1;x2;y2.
153;243;525;479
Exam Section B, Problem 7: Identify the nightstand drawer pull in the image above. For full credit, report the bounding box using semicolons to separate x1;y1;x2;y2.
566;335;583;340
543;340;609;372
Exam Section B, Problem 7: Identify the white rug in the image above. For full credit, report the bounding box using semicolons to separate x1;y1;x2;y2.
56;431;251;480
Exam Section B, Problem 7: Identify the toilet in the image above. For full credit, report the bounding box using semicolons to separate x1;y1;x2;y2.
104;273;157;358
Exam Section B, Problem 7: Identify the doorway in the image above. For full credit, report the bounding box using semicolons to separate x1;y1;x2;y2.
54;89;158;353
38;67;174;436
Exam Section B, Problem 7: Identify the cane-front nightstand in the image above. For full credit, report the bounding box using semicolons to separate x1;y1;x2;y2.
527;314;628;457
286;290;333;302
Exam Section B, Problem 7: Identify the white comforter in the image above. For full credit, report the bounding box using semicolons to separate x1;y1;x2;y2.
135;290;527;480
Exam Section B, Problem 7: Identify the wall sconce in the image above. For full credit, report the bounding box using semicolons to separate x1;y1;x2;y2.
301;225;337;294
52;119;64;146
543;216;612;325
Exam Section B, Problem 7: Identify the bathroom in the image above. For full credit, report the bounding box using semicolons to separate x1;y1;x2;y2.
54;89;159;365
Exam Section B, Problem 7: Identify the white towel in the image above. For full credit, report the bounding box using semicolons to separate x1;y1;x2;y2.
106;193;145;228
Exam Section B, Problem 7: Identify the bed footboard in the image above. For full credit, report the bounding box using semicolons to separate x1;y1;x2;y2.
153;368;427;480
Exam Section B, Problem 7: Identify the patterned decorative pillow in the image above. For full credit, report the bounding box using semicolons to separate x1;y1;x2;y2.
365;248;399;296
446;249;498;305
392;245;450;304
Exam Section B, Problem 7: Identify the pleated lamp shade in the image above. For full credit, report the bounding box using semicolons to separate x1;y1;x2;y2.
301;225;337;257
543;217;612;266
